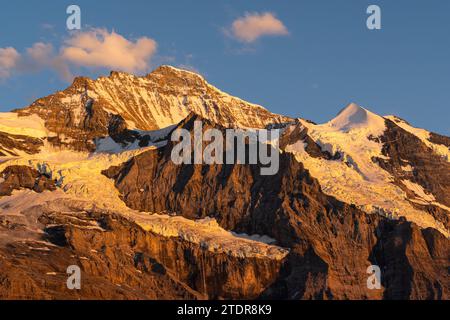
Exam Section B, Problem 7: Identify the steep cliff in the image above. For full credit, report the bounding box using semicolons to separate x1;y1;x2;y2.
103;114;449;299
0;196;287;299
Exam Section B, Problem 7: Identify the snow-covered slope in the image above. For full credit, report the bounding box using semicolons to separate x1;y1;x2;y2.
0;113;49;157
0;112;48;138
283;103;449;237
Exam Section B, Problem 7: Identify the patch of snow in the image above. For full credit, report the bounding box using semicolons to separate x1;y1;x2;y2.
133;213;288;260
230;232;277;245
401;164;413;172
0;189;70;246
402;179;435;202
0;144;152;212
0;189;68;216
94;125;173;154
0;112;49;138
285;140;307;154
95;137;124;153
29;246;51;251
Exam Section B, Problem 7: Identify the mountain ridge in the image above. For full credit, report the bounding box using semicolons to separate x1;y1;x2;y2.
13;65;292;151
0;66;448;300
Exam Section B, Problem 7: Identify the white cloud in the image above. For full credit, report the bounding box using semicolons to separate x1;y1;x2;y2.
0;47;20;78
60;28;157;73
0;29;158;82
228;12;289;43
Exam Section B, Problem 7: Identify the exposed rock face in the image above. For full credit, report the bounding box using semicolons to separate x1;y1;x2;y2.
0;132;43;156
0;165;56;196
372;119;450;229
15;66;291;151
103;115;449;300
369;222;448;299
429;132;450;148
375;120;450;206
279;121;341;160
0;199;284;299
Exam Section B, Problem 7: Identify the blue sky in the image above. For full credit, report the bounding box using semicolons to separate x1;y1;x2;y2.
0;0;449;134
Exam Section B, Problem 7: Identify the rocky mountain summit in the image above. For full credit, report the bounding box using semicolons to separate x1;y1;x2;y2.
13;65;291;151
0;66;448;300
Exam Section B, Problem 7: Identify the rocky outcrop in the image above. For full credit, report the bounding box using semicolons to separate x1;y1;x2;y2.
0;132;43;156
0;165;56;196
369;222;448;299
279;121;341;160
375;120;450;206
429;132;450;148
15;79;112;152
103;115;449;300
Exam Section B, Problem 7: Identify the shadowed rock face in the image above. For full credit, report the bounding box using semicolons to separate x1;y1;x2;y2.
369;222;448;300
372;119;450;229
103;115;449;300
0;199;284;300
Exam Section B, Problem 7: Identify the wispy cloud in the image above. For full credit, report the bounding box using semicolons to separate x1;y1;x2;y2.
226;12;289;43
0;28;158;82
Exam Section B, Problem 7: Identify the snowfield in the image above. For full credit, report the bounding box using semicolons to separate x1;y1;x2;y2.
0;112;49;138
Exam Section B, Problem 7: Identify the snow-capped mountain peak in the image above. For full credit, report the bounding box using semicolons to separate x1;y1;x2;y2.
327;102;386;134
14;65;292;152
283;102;450;237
